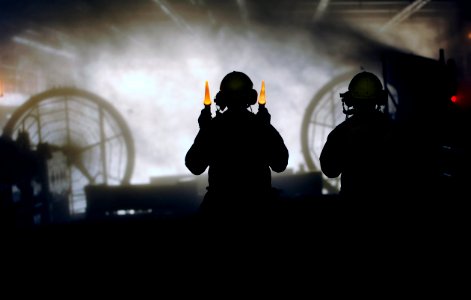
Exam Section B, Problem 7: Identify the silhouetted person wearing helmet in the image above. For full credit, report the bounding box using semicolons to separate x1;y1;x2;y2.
185;71;289;220
320;71;400;201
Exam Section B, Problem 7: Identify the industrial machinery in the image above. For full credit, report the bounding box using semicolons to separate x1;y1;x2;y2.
2;87;135;220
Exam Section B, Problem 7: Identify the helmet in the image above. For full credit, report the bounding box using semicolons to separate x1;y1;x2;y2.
341;71;387;107
215;71;258;109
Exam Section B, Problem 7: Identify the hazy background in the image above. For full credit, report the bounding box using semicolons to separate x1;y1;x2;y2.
0;0;465;183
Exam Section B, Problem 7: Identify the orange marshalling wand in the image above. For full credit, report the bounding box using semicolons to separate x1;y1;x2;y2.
203;80;211;106
258;80;266;105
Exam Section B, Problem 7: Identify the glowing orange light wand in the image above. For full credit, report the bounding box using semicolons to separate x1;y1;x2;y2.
258;80;266;106
198;80;212;129
203;80;211;107
257;80;270;124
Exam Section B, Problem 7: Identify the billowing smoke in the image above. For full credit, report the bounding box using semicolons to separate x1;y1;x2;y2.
78;24;332;183
1;14;452;184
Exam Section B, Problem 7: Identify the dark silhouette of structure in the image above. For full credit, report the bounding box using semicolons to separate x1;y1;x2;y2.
381;51;470;201
0;132;39;229
319;71;400;200
185;71;289;219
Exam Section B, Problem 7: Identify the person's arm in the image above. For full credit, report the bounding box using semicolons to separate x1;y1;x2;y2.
319;127;345;178
266;125;289;173
185;128;211;175
255;107;288;173
185;108;213;175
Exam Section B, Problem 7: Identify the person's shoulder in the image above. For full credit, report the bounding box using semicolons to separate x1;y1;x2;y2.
241;109;256;119
211;111;227;124
374;112;397;130
332;119;349;130
367;110;390;121
323;120;350;140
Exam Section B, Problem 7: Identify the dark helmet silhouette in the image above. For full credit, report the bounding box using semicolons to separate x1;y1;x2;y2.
340;71;387;107
215;71;258;109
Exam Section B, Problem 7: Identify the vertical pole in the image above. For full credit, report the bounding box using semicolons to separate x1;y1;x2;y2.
65;97;73;215
99;108;108;185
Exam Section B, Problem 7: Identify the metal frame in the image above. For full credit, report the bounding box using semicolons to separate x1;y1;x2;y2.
3;87;135;215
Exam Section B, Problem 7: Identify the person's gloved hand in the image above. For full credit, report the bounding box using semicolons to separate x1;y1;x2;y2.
256;105;271;125
198;106;212;129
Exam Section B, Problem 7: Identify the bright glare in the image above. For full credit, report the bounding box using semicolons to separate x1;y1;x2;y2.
2;18;448;184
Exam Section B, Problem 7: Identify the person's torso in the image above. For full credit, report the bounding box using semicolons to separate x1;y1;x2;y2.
207;111;272;194
336;113;399;196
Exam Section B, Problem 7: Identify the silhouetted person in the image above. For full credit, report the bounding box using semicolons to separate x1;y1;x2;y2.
319;71;400;201
185;71;289;219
